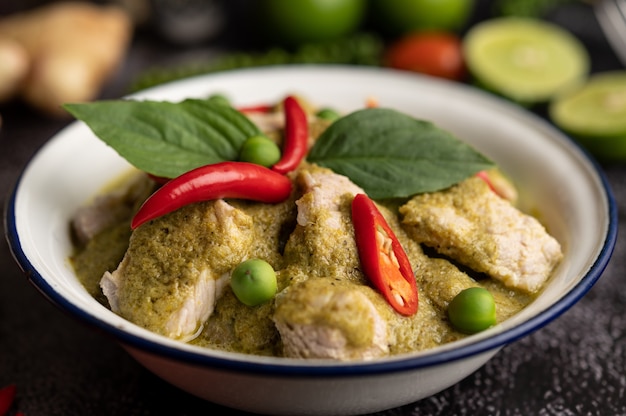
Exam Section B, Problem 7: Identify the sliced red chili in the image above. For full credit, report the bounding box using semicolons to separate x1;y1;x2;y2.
352;193;418;316
271;96;308;174
0;384;16;416
475;170;516;202
475;170;497;193
131;161;292;229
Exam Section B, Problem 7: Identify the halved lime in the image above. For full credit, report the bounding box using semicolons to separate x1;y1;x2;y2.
463;18;589;105
550;71;626;161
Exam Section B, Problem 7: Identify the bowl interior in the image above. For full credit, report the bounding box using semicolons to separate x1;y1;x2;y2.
6;66;616;369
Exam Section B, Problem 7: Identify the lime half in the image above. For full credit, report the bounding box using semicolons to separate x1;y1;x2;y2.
550;71;626;161
464;18;589;104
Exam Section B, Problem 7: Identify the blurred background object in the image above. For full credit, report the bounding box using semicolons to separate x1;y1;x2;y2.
0;0;624;155
146;0;226;45
257;0;368;46
0;1;133;117
594;0;626;66
369;0;474;36
0;36;29;102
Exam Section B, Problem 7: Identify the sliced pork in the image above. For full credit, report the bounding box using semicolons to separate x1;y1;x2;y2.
400;176;563;293
273;165;452;359
273;165;390;359
101;199;253;342
274;278;389;360
71;172;154;245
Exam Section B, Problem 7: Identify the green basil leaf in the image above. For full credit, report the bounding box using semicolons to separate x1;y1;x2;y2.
64;99;261;178
308;108;495;199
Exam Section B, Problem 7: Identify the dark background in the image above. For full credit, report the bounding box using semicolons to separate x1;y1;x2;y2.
1;1;625;415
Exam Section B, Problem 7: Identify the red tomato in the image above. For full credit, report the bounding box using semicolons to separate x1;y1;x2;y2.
385;32;466;81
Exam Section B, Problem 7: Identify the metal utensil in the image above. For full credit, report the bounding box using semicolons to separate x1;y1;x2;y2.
594;0;626;66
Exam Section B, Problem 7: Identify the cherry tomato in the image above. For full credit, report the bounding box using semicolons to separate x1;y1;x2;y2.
385;32;466;81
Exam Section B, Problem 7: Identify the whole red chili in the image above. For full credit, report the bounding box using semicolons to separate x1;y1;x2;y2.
237;103;274;114
0;384;16;416
131;161;292;229
352;193;418;316
271;96;308;174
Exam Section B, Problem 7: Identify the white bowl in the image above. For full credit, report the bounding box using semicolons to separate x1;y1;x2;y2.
5;66;617;416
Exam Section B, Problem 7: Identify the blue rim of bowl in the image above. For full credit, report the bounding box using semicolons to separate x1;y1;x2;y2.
3;103;619;379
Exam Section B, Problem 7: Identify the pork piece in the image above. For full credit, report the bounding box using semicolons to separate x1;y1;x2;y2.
273;166;454;360
71;172;155;245
284;164;366;283
273;165;390;359
400;176;563;293
190;197;298;356
101;199;254;342
274;278;389;360
245;111;284;135
274;165;451;359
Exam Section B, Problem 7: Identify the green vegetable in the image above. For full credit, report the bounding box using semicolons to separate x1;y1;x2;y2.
207;94;231;107
259;0;367;46
448;287;497;334
67;100;494;200
315;107;341;121
230;259;278;306
492;0;579;17
307;108;495;199
239;135;282;167
64;99;261;179
463;17;589;105
130;33;384;92
549;71;626;162
370;0;474;35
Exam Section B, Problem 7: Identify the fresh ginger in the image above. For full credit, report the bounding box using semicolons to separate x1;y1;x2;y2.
0;2;133;116
0;37;29;102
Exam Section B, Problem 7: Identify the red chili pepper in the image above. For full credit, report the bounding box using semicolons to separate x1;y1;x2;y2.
271;96;308;174
352;194;418;316
131;161;292;229
0;384;16;416
475;170;517;202
475;170;497;193
237;104;274;114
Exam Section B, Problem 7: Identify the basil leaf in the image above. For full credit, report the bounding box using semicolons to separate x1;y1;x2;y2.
308;108;495;199
64;99;261;178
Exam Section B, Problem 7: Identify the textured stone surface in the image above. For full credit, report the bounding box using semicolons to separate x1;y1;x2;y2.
1;1;624;415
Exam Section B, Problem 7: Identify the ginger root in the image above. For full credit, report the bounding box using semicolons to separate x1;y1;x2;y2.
0;37;29;102
0;2;133;116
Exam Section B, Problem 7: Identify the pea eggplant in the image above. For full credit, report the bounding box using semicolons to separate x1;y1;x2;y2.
448;287;496;334
230;259;278;306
